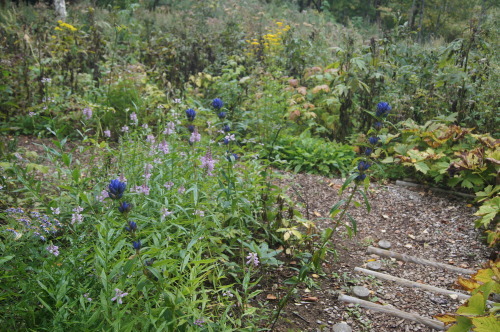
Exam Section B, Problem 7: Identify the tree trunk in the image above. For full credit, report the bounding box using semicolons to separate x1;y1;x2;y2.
54;0;67;20
417;0;425;42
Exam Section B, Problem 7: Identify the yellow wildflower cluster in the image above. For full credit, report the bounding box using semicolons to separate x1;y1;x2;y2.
245;21;291;57
55;20;77;32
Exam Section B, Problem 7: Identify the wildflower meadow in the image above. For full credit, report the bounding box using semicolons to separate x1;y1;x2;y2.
0;0;498;331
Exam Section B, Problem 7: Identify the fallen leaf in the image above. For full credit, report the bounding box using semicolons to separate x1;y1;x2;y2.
408;234;416;239
449;294;458;300
311;274;320;278
404;244;412;248
366;259;377;262
313;211;322;217
382;215;389;219
266;294;277;300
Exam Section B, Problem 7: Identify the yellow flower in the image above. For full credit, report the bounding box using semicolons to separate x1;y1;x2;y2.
54;27;63;31
276;22;283;26
251;42;260;45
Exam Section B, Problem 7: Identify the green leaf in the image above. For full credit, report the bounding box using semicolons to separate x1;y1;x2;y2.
414;161;430;174
471;315;500;332
448;316;473;332
457;293;486;315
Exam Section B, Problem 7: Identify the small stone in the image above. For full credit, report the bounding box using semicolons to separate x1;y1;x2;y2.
332;322;352;332
352;286;370;299
366;260;382;271
316;320;322;324
378;240;392;249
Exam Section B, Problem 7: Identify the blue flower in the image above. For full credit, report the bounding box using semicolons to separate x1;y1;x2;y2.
376;102;391;117
187;125;195;133
223;138;229;145
365;148;372;156
125;220;137;232
108;179;126;199
355;173;367;182
223;125;231;133
227;153;239;162
374;121;383;130
133;240;141;251
185;108;196;121
212;98;224;110
118;202;132;213
369;136;379;145
218;111;227;119
357;161;371;171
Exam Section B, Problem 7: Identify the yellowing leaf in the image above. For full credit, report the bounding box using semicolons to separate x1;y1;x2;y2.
471;315;500;332
457;276;481;292
434;313;458;325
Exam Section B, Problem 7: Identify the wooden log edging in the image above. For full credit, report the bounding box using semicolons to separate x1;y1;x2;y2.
367;246;475;275
339;294;446;330
395;180;475;199
354;267;471;301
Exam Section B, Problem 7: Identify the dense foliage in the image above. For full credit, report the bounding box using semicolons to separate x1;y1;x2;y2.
0;0;498;330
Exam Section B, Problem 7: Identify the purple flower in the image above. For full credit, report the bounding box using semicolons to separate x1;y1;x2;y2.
130;112;138;125
194;210;205;217
163;121;176;135
218;111;227;119
374;121;383;130
190;128;201;143
83;107;92;120
194;319;205;327
178;186;185;194
134;184;150;195
187;125;195;133
121;125;129;133
376;102;391;117
212;98;224;110
200;150;217;176
146;134;156;144
83;293;92;302
46;244;59;256
157;140;170;154
111;288;128;304
223;125;231;133
364;148;372;156
164;181;174;189
186;108;196;121
104;130;111;138
51;207;60;215
161;207;173;218
246;252;259;267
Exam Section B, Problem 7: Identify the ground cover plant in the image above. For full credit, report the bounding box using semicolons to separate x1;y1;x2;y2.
1;0;499;330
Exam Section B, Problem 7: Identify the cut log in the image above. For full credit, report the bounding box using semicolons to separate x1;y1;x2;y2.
354;267;470;300
339;294;445;330
395;180;475;199
367;246;475;275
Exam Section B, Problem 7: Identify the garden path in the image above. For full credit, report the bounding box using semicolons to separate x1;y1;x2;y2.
271;171;493;331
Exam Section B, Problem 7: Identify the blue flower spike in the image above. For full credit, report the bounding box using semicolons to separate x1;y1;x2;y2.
108;179;126;200
125;220;137;233
185;108;196;122
118;202;132;214
376;102;391;117
212;98;224;110
133;240;142;253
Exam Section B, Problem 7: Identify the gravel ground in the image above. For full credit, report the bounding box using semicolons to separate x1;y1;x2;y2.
271;171;493;331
